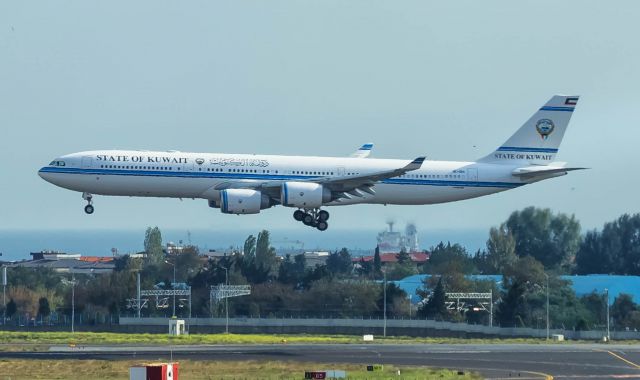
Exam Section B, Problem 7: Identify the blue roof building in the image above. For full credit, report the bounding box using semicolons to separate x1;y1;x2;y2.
393;274;640;305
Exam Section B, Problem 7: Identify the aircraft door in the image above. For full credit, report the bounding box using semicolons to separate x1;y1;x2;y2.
467;168;478;181
337;167;346;176
81;156;93;169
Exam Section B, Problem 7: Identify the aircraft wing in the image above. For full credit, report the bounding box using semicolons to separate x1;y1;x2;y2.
318;156;425;194
350;143;374;158
212;156;426;201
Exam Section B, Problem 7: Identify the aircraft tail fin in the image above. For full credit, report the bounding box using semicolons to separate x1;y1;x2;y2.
479;95;579;165
350;143;374;158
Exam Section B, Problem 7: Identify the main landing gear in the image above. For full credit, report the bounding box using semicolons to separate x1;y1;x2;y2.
82;192;94;214
293;209;329;231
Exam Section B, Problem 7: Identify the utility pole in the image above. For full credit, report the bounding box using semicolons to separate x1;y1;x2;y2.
605;288;610;341
224;267;229;334
544;273;549;340
164;260;177;318
71;275;75;333
489;289;493;328
61;275;78;333
136;272;141;319
383;269;387;337
2;266;6;326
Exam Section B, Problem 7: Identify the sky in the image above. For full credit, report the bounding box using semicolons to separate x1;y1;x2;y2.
1;1;638;250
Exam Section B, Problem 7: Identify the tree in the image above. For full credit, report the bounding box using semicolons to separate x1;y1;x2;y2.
377;283;407;317
496;280;528;327
326;248;352;275
5;298;16;319
373;247;382;278
497;255;589;329
144;226;164;265
397;249;411;264
611;293;640;329
483;226;517;273
497;256;545;327
38;297;50;319
503;207;581;270
575;214;640;275
417;277;448;320
385;262;417;281
580;291;607;329
356;257;373;277
255;230;278;275
243;235;257;260
278;254;306;286
422;242;476;274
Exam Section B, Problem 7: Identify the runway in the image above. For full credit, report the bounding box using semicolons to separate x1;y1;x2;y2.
2;343;640;379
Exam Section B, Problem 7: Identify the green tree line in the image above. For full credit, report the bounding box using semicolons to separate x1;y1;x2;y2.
3;210;640;332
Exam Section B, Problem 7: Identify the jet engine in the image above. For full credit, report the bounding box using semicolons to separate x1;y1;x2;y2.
220;189;272;214
281;182;331;208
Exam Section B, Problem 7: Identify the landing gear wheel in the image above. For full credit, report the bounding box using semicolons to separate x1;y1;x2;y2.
318;210;330;222
293;210;305;221
316;221;328;231
82;192;94;215
302;213;314;226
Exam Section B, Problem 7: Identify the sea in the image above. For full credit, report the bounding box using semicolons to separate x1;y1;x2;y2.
0;228;488;262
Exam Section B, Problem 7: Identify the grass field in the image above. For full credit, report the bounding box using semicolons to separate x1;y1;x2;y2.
0;331;577;348
0;359;482;379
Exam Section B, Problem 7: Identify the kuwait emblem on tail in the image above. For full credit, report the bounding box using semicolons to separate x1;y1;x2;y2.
535;118;555;140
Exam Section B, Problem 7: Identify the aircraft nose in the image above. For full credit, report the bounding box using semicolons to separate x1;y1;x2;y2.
38;167;54;182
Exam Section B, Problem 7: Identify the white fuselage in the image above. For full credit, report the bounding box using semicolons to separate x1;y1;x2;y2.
38;150;542;207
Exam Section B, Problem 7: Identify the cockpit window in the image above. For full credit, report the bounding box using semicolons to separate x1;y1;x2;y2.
49;160;66;167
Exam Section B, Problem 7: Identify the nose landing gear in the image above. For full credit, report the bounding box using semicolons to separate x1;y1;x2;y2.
83;192;94;214
292;208;330;231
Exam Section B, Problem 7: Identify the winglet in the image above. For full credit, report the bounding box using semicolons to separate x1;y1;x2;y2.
404;156;426;171
350;143;374;158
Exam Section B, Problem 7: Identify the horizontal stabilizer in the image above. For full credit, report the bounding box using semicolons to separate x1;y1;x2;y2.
512;166;588;179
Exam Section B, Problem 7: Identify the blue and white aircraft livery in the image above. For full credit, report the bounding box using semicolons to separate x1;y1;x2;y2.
39;95;585;231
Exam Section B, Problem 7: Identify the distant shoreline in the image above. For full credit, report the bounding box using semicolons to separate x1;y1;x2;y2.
0;228;487;261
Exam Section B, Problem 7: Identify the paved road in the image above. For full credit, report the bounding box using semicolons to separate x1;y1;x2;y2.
2;343;640;379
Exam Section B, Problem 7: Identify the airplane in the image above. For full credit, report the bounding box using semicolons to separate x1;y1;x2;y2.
38;95;585;231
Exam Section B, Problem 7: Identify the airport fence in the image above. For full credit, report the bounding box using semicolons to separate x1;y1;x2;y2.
118;316;640;340
3;312;639;340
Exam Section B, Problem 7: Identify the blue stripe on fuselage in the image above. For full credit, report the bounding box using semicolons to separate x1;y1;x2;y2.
38;167;522;189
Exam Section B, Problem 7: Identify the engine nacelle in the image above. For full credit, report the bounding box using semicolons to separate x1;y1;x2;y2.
220;189;271;214
281;182;331;208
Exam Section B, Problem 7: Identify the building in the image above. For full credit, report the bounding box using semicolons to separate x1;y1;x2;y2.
353;252;429;267
303;251;330;267
395;274;640;305
30;250;81;261
16;250;115;274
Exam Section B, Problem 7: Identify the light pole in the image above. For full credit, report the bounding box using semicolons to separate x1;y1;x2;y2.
383;269;387;337
544;273;549;340
489;289;493;328
223;267;229;334
164;260;177;318
605;288;610;341
2;266;6;326
61;275;78;333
